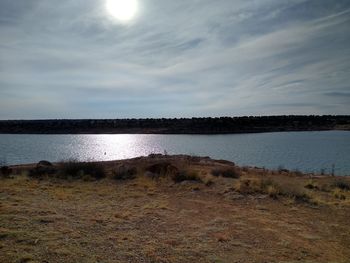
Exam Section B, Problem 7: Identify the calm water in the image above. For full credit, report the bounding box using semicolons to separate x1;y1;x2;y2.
0;131;349;175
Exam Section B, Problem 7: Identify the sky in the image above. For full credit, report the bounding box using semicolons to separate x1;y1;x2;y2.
0;0;350;119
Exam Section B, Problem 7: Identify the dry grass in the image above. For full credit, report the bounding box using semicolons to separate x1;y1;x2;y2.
1;155;350;262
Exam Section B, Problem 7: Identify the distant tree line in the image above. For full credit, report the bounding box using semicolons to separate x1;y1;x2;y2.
0;115;349;134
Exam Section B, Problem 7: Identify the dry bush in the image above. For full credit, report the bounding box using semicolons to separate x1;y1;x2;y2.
113;165;137;180
266;184;280;199
211;167;241;179
58;160;106;180
28;161;57;178
333;189;346;200
235;177;313;203
277;165;290;174
172;170;201;183
145;162;179;180
235;178;263;194
235;177;280;197
203;176;214;186
0;166;12;178
304;180;319;190
279;183;311;203
331;179;350;191
292;169;304;176
241;166;250;172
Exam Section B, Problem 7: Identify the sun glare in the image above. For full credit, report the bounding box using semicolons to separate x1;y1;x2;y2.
106;0;139;23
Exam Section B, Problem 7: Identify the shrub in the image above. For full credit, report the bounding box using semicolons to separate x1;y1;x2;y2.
204;178;214;187
59;160;106;180
278;165;289;173
260;179;280;198
113;165;137;180
235;177;313;203
333;189;346;200
331;179;350;191
241;166;250;172
235;178;280;197
0;166;12;177
28;161;57;178
304;180;319;190
292;169;303;176
211;167;241;179
266;184;279;199
279;184;311;203
235;178;261;194
172;170;201;183
145;162;179;180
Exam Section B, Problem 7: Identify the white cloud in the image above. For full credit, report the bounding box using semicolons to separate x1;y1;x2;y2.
0;0;350;118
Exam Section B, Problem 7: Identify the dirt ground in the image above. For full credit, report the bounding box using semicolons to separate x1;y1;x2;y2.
1;155;350;263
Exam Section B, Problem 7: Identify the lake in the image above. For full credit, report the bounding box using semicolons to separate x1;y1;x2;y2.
0;131;349;175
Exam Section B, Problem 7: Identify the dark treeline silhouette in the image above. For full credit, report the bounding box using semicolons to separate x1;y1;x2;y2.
0;115;349;134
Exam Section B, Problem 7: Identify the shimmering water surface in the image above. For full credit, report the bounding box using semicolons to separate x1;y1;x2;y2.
0;131;349;175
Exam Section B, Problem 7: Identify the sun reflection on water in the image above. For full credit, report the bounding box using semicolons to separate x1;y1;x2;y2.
75;134;163;161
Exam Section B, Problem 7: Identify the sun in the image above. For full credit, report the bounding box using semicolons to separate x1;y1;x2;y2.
105;0;139;23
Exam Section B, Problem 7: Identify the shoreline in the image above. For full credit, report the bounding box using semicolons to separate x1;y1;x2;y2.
0;127;349;135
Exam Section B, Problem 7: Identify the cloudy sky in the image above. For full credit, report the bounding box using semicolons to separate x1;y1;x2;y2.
0;0;349;119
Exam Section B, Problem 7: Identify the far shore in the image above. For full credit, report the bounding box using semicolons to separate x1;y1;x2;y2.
1;115;349;134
